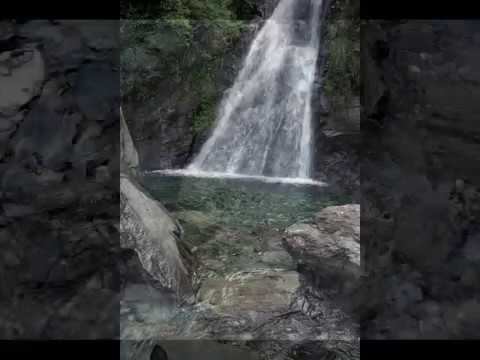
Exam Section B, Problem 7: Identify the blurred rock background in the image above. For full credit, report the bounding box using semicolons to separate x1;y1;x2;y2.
361;20;480;339
0;20;119;338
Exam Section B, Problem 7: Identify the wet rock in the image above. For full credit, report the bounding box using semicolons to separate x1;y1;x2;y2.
13;105;80;170
197;269;300;317
175;210;220;245
120;174;190;296
2;165;64;196
315;204;360;240
121;283;178;324
121;107;139;173
0;48;45;116
260;250;294;267
74;63;118;122
284;204;361;288
18;21;88;73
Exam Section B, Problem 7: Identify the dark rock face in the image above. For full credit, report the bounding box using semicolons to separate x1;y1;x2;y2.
121;20;259;171
311;0;360;197
362;20;480;339
0;20;119;339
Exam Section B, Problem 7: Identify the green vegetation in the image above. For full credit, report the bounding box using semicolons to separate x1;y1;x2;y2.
121;1;256;134
121;0;260;20
192;96;218;133
324;0;360;110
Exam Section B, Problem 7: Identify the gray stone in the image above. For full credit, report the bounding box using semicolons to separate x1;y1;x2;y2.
0;48;45;116
120;107;139;172
197;269;300;317
284;205;361;283
120;174;190;295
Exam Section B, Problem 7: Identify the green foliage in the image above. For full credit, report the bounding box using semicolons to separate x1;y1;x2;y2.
121;0;240;20
192;96;218;133
324;0;360;110
121;1;259;135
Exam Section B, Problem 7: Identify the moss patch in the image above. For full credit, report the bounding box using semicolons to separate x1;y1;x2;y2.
324;0;360;111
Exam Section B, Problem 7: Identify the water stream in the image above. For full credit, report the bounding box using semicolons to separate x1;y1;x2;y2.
120;1;359;354
189;0;323;179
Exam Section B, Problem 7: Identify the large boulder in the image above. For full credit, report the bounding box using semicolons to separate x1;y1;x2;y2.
197;269;300;318
284;204;361;290
120;173;190;296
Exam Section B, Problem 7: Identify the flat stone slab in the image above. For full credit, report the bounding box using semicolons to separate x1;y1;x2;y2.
197;269;300;316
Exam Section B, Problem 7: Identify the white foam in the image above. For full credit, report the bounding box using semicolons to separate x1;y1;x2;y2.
149;169;327;187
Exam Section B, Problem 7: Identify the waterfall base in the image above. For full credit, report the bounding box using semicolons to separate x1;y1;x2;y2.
150;169;327;186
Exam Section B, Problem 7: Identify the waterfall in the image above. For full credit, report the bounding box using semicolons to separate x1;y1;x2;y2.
188;0;323;179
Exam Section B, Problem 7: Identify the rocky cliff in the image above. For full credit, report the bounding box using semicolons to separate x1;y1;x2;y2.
120;2;271;171
311;0;360;197
120;0;359;198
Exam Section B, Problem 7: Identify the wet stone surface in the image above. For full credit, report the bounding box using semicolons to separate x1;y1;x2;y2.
120;174;359;346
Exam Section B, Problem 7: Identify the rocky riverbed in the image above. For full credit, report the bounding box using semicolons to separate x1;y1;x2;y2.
120;165;360;358
119;105;360;358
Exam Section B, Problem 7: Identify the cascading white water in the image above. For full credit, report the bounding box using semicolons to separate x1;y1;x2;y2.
188;0;323;179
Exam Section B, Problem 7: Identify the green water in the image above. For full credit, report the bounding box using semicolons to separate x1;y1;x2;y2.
141;173;351;230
